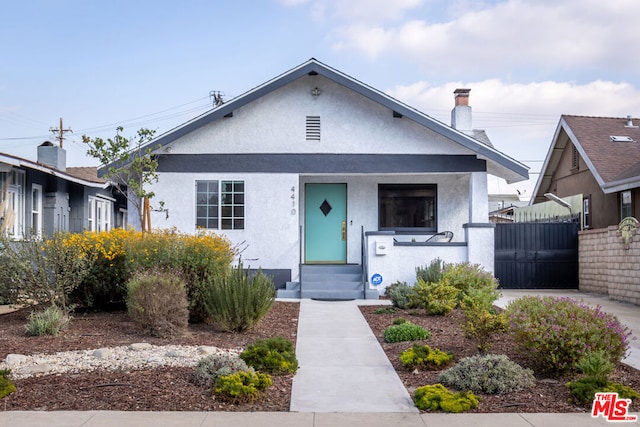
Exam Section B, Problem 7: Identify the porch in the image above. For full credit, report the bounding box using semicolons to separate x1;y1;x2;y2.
276;228;482;300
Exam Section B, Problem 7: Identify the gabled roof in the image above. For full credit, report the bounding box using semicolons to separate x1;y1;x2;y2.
121;58;527;183
533;115;640;196
0;152;108;188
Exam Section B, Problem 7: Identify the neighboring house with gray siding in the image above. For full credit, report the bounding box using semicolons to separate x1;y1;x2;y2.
0;142;122;238
107;58;528;299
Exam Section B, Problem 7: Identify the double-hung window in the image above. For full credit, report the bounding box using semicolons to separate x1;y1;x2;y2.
31;184;43;236
88;196;113;232
378;184;436;232
196;180;245;230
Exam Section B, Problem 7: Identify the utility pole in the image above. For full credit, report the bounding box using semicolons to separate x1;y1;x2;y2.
49;117;72;148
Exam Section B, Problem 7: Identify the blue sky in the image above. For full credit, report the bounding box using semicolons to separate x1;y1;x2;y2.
2;0;640;199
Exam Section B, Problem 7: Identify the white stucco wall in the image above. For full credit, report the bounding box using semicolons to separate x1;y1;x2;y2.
162;75;471;157
149;172;300;279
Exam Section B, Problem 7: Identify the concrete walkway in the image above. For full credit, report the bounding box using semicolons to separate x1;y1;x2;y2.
290;299;417;412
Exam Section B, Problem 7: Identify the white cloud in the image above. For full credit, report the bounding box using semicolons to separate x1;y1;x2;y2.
329;0;640;79
387;78;640;197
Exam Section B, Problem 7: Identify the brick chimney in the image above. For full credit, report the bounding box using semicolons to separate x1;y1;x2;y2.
37;141;67;171
451;88;472;131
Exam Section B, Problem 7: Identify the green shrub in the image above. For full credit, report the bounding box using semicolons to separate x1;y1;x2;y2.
506;296;631;374
414;383;479;412
240;337;298;375
567;350;639;405
415;258;444;284
577;350;615;382
439;262;500;306
400;345;454;370
374;306;398;314
409;279;457;315
438;354;535;394
383;322;431;343
68;229;234;317
567;377;639;406
205;262;275;332
195;353;251;387
214;370;272;403
386;281;414;309
24;305;70;336
460;295;507;353
393;317;408;325
0;369;16;399
126;269;189;337
175;231;234;323
0;232;93;315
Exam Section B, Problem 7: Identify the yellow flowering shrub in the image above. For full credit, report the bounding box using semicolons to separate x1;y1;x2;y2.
68;228;234;318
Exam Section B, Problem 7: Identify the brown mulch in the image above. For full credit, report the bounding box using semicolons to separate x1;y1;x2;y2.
359;305;640;413
0;302;299;411
2;301;639;413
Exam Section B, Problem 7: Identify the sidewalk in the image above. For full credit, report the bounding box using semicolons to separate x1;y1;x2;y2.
2;410;633;426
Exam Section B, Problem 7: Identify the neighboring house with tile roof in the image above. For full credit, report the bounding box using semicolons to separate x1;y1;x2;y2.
105;58;528;299
0;142;122;238
531;115;640;229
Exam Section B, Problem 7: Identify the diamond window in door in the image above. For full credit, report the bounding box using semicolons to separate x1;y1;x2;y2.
319;199;332;216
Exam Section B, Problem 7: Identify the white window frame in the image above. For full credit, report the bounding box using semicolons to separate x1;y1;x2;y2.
1;170;26;239
88;195;114;232
31;184;43;237
195;180;245;230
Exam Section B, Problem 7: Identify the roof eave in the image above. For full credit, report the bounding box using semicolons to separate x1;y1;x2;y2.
104;58;528;181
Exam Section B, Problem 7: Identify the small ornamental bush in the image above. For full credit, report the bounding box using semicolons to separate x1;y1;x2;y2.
374;306;398;314
393;317;408;325
415;258;445;284
195;353;251;387
383;322;431;343
439;262;500;307
567;350;639;405
438;354;535;394
506;296;631;374
24;305;70;336
0;232;93;315
413;383;479;413
460;294;507;353
214;370;272;403
386;281;414;309
205;262;275;332
0;369;16;399
400;345;454;370
126;269;189;337
567;378;639;406
409;279;457;315
240;337;298;375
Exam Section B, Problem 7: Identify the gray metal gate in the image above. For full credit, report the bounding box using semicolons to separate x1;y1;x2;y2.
494;222;579;289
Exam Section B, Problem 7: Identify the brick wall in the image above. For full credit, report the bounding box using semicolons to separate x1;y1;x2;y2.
579;225;640;305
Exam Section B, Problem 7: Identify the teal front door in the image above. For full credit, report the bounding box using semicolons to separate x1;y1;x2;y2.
305;183;347;263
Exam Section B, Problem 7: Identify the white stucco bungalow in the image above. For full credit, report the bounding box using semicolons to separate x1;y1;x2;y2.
112;58;528;299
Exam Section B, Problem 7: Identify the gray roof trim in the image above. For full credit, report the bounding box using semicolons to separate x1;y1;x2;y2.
0;153;109;188
157;153;487;174
113;58;527;181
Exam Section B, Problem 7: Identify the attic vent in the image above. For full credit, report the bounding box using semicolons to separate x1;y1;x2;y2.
306;116;321;141
610;136;635;142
